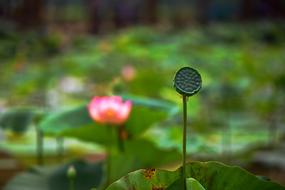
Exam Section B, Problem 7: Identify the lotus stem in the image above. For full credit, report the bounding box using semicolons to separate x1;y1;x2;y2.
36;127;44;165
67;165;76;190
117;125;125;152
56;136;64;162
182;95;187;190
69;177;75;190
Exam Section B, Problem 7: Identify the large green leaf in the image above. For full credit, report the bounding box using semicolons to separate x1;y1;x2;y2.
39;104;94;135
106;161;285;190
39;97;177;146
124;96;177;137
39;104;114;146
186;178;206;190
4;160;104;190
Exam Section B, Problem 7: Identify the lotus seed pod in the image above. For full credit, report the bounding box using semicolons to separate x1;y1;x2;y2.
174;67;202;96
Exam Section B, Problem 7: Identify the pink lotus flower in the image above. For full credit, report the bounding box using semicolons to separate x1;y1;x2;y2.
88;96;132;125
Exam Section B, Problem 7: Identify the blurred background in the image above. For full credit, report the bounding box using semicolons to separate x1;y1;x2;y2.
0;0;285;189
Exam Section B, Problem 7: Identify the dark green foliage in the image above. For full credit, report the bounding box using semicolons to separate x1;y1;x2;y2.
0;108;34;134
48;160;103;190
4;160;104;190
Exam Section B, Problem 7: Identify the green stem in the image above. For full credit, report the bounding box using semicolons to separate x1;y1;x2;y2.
56;136;64;162
117;126;125;152
104;127;112;188
69;177;75;190
182;95;187;190
228;119;232;162
36;127;44;165
102;150;111;190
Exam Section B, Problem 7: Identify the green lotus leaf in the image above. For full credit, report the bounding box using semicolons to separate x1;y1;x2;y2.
186;178;206;190
166;177;206;190
106;161;285;190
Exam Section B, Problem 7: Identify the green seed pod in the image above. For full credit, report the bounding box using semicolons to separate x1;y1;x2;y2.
174;67;202;96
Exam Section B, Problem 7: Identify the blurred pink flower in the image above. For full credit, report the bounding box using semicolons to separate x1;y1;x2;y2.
121;65;136;81
88;96;132;125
